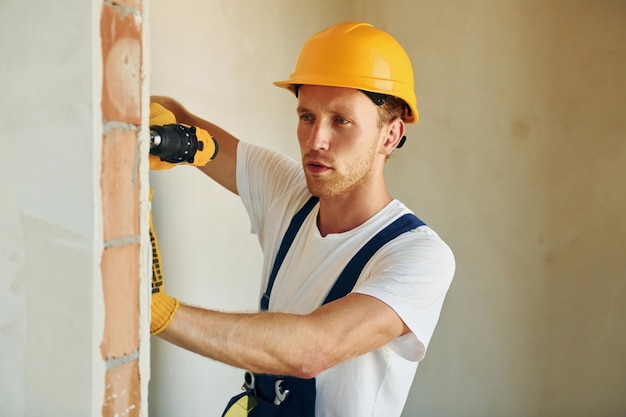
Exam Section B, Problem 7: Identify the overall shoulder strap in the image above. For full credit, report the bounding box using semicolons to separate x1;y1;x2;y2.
260;196;319;311
322;213;425;305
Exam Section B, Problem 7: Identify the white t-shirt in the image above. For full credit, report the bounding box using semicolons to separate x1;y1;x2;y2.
236;142;455;417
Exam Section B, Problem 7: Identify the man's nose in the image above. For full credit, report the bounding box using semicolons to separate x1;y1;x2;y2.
306;122;330;150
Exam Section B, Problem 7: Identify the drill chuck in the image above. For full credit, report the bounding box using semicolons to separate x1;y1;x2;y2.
150;124;205;164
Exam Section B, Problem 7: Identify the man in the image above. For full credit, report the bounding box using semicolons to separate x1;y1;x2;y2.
150;22;455;417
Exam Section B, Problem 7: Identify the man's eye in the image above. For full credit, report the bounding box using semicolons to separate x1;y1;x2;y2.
335;117;349;125
299;114;313;122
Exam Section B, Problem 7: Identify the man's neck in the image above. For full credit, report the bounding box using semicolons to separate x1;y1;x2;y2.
316;190;393;236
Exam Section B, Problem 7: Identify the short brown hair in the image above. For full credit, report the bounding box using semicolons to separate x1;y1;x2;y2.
377;97;408;129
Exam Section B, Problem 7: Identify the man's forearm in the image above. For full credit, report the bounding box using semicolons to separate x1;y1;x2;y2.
157;294;408;378
158;303;328;378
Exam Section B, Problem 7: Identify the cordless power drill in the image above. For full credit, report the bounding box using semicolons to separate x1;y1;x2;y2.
149;102;218;169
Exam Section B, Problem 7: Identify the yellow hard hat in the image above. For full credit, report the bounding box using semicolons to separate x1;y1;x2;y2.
274;22;418;124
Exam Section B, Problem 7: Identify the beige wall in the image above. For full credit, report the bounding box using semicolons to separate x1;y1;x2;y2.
382;2;626;415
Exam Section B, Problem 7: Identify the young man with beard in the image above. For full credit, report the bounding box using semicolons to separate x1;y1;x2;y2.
149;22;455;417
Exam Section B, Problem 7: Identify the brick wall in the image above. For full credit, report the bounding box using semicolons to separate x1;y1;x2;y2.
100;1;145;416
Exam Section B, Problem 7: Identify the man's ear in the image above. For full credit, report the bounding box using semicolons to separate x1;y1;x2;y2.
381;118;406;155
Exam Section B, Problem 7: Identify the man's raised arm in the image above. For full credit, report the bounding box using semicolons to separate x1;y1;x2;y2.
151;95;240;194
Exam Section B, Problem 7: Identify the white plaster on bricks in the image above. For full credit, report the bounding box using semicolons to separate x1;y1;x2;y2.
105;350;140;370
104;236;142;248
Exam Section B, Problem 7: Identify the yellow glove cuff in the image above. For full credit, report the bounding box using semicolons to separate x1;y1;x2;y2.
151;293;180;335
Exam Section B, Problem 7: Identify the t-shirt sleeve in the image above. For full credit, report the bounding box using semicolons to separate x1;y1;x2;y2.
354;226;455;362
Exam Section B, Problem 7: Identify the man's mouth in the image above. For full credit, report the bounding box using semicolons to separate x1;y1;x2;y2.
304;159;332;175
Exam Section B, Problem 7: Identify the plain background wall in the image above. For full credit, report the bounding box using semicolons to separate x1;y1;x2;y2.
149;1;626;416
0;0;108;415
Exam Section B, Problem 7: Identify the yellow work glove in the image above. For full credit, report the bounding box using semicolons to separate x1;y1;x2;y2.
149;102;218;170
149;189;179;335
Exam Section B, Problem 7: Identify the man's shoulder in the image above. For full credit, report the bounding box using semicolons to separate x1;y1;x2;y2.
373;200;454;261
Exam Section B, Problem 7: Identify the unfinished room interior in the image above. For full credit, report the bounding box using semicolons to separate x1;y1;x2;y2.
1;0;624;416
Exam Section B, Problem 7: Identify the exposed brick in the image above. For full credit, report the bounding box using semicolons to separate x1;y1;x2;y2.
101;129;139;241
102;359;140;417
101;3;142;124
100;0;145;414
100;243;140;359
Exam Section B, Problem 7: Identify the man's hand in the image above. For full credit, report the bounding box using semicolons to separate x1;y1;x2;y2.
149;101;218;170
149;96;240;194
149;189;179;335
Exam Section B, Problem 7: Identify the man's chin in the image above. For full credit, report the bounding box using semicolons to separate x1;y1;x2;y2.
306;179;334;200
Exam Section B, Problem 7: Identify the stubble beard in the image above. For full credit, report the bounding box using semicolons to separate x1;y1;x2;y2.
304;146;377;200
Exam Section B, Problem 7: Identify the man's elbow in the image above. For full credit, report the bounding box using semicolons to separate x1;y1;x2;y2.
287;340;339;379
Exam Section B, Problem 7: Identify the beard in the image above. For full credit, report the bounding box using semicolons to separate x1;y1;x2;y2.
303;146;377;199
